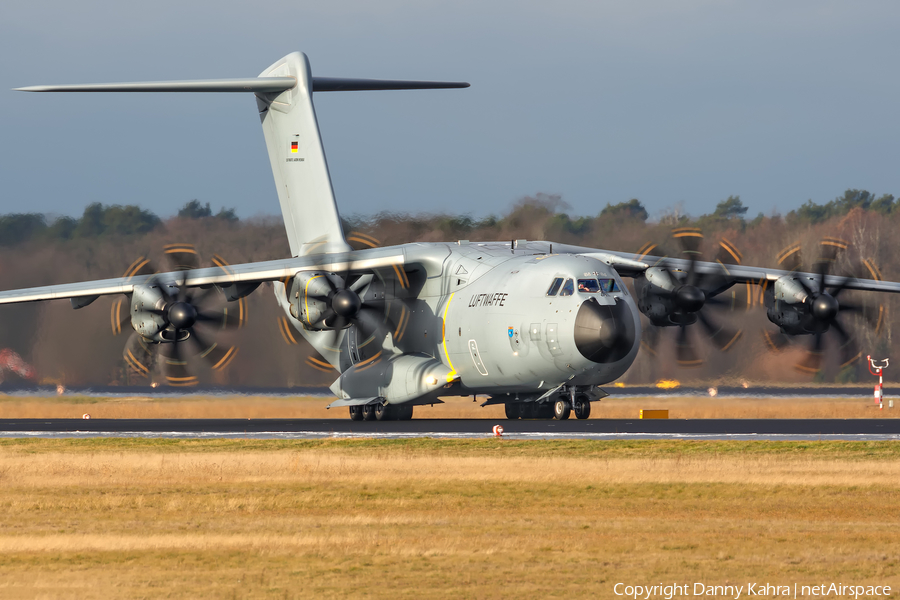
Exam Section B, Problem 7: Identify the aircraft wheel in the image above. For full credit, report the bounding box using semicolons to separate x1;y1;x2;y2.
374;403;394;421
531;402;554;420
362;404;378;421
574;396;591;420
397;405;414;420
554;399;571;420
504;403;521;420
349;405;364;421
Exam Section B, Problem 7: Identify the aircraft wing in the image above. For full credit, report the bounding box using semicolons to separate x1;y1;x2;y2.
0;249;406;306
587;249;900;295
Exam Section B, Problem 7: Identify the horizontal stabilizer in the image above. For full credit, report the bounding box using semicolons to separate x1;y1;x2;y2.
15;78;296;93
16;77;469;94
312;78;469;92
13;51;470;259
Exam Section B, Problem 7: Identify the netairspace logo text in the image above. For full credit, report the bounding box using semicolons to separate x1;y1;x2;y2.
613;582;893;599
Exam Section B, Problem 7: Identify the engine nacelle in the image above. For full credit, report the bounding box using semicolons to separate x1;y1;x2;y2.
288;271;344;330
634;267;697;327
764;275;817;335
130;282;177;341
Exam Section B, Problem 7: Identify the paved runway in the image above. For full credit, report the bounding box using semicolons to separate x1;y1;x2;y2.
0;384;894;398
2;418;899;440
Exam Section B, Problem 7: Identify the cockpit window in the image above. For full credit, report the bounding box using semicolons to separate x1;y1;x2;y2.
546;277;564;296
559;278;575;297
577;279;601;293
598;278;621;293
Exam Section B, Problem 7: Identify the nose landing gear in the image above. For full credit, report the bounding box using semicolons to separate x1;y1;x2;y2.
573;394;591;419
553;399;571;420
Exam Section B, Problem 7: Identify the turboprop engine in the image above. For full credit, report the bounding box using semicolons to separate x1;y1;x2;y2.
288;270;389;334
288;271;353;330
764;274;839;336
633;266;706;327
131;281;188;341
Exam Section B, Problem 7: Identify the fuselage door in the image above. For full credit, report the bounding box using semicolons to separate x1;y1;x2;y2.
468;339;489;376
546;323;562;356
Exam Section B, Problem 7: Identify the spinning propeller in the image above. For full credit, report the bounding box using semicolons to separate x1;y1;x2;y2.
636;229;748;367
761;238;884;374
112;244;246;385
281;232;414;374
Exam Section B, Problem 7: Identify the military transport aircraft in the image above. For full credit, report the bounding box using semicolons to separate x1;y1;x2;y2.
3;52;899;420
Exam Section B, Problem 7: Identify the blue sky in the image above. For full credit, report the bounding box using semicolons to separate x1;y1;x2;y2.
2;0;898;221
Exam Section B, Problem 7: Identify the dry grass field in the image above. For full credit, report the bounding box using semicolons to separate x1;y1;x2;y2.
0;439;898;599
0;392;896;420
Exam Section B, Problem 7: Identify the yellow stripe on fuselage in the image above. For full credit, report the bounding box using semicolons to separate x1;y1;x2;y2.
442;293;458;382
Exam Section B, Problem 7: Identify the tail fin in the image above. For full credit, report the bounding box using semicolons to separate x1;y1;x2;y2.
256;52;348;256
16;52;469;257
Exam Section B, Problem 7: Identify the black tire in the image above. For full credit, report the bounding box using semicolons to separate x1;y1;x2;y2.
362;404;378;421
349;405;364;421
554;399;571;420
530;402;554;420
397;405;414;420
375;403;394;421
574;395;591;420
504;403;521;420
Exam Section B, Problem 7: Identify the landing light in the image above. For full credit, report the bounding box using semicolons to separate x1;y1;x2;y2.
425;375;438;385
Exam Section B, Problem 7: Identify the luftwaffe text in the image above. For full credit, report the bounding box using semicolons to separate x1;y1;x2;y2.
468;293;508;307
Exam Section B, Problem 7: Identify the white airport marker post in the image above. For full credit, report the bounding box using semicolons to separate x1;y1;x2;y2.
867;355;890;410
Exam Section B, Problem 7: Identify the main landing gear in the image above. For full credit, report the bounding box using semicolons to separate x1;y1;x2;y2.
505;394;592;421
349;403;414;421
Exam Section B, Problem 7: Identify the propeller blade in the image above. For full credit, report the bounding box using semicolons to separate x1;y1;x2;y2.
828;276;852;300
161;340;197;386
795;349;823;374
349;274;374;293
184;285;221;310
122;256;157;279
328;315;351;331
715;238;743;265
346;232;381;249
795;332;825;374
819;237;848;264
761;329;791;353
831;318;861;368
675;326;702;368
195;297;246;330
163;243;200;271
110;297;131;335
816;261;827;294
673;227;703;254
391;302;411;342
278;316;300;345
795;331;824;374
354;306;389;345
123;332;154;377
777;243;802;272
640;325;660;356
697;312;743;352
189;329;240;372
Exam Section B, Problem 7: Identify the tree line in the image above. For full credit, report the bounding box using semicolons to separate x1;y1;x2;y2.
0;200;238;247
0;189;896;387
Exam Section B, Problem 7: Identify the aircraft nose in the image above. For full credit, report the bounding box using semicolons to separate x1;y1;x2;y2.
574;297;636;363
